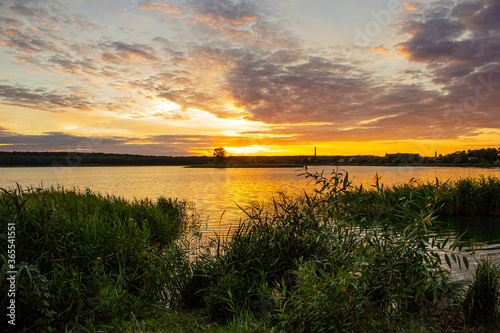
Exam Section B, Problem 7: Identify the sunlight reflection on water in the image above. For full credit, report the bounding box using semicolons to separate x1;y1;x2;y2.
1;165;500;232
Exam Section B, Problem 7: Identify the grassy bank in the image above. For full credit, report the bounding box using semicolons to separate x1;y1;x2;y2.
442;176;500;216
329;174;500;218
2;172;500;331
0;186;199;330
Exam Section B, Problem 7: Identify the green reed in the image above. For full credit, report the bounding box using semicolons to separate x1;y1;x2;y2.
463;257;500;327
185;169;478;331
0;186;195;330
444;176;500;217
340;175;500;218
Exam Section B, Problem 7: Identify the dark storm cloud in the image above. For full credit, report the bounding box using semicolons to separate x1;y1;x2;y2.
8;4;40;17
0;131;167;155
152;36;186;57
0;16;23;27
0;131;263;156
0;85;94;111
0;1;165;112
0;131;121;148
397;0;500;133
170;0;291;46
0;28;54;53
0;2;98;71
226;51;382;124
4;0;73;19
185;0;259;23
100;41;159;63
398;0;500;69
48;55;98;73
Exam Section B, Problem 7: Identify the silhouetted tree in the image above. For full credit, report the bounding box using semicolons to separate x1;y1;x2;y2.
213;147;227;164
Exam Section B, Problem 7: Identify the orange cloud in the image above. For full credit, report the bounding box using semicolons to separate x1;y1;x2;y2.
206;13;257;26
402;3;419;11
1;18;23;27
396;44;413;59
1;29;20;37
101;51;121;63
13;56;30;62
48;33;69;41
32;18;60;30
138;1;182;14
170;57;189;64
368;47;392;56
72;19;98;29
1;40;39;53
186;16;254;40
100;42;159;65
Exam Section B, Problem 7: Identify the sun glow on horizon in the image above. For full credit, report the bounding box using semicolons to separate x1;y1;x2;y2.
225;145;274;155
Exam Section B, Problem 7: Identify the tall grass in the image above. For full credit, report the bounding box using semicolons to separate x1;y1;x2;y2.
0;186;196;329
337;174;500;219
185;170;474;331
444;176;500;217
463;257;500;327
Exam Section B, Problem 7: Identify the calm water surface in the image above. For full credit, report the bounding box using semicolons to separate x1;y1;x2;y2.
1;165;500;230
2;165;500;274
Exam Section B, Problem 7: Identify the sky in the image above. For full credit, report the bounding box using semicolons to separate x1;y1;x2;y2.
0;0;499;157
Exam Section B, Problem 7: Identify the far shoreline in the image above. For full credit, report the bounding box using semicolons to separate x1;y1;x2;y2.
186;163;500;169
1;163;500;169
1;149;500;169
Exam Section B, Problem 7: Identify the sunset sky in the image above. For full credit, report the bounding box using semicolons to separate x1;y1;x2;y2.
1;0;499;156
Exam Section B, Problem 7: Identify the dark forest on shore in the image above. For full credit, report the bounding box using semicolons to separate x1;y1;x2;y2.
1;148;499;167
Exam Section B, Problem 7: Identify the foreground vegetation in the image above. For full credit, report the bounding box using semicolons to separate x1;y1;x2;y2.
0;187;198;330
186;172;500;332
2;172;500;331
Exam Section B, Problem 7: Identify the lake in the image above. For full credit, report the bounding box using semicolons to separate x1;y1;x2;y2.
2;165;500;276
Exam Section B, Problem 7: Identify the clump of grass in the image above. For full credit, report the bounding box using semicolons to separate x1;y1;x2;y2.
463;257;500;327
445;176;500;217
189;191;331;321
0;186;197;330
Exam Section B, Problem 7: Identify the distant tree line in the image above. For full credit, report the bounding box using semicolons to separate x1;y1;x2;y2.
0;148;498;167
437;148;500;164
0;151;212;166
340;148;500;166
